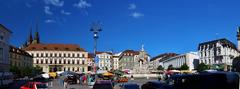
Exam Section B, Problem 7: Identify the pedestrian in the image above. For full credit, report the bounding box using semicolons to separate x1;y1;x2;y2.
79;76;83;85
131;75;134;80
64;78;68;89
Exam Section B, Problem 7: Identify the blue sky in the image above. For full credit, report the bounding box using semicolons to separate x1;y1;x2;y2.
1;0;240;57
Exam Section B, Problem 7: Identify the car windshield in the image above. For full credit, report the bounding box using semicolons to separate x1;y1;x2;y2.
36;83;48;88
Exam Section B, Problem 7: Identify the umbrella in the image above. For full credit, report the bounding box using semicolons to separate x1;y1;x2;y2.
103;72;114;76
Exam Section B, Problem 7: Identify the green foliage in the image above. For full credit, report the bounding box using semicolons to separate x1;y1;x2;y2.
157;65;164;70
10;65;42;77
197;63;209;72
180;63;189;70
167;65;175;70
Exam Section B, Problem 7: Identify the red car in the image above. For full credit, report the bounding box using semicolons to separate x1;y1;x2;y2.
20;82;49;89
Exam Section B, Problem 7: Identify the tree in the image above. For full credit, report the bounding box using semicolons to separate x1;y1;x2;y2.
157;65;164;70
180;63;189;70
197;63;209;72
167;65;174;70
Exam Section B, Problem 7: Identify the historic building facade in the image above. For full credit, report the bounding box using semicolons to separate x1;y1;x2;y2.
149;53;178;73
112;52;121;70
0;24;12;72
96;52;113;71
119;46;150;74
24;44;88;73
198;38;239;69
9;46;33;67
162;52;199;70
22;29;89;73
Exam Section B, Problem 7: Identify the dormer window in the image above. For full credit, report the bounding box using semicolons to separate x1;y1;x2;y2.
65;48;69;50
54;47;58;50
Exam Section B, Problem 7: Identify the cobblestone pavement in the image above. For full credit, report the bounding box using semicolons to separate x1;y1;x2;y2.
6;77;157;89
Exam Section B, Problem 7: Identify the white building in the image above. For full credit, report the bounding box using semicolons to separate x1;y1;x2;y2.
24;44;89;73
162;52;199;70
198;38;239;69
112;52;121;70
0;24;12;72
96;52;113;71
149;53;177;72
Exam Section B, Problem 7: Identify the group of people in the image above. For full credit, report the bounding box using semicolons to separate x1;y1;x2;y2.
58;74;96;89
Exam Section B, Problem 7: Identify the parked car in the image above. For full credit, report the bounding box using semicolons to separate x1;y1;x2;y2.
67;75;78;84
93;80;113;89
142;80;166;89
20;82;49;89
164;72;239;89
120;83;140;89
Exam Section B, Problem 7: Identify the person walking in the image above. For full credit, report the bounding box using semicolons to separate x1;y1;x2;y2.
64;77;68;89
79;75;83;85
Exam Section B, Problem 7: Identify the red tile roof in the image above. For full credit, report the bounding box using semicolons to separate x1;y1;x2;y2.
24;44;85;51
88;53;95;58
9;46;32;57
122;50;139;55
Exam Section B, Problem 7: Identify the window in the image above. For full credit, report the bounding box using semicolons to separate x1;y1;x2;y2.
77;60;80;64
54;59;57;64
55;53;57;57
59;53;62;57
50;53;53;57
0;35;3;41
64;54;66;57
45;59;48;64
72;60;75;64
82;60;85;64
50;59;52;64
41;53;43;57
68;60;70;64
59;59;62;64
77;54;80;57
72;54;75;57
36;59;39;64
64;59;66;64
68;54;70;57
41;59;43;64
46;53;48;57
36;53;39;57
82;54;85;58
0;48;3;61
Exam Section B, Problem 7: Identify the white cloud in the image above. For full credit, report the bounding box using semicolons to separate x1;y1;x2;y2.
44;6;53;15
61;10;71;15
128;3;136;10
130;12;144;18
45;19;56;23
44;0;64;7
74;0;91;9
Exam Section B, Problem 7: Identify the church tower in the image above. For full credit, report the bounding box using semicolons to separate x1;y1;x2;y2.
237;26;240;51
32;22;40;44
27;28;33;45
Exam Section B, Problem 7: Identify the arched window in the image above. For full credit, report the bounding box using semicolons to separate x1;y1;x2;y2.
72;60;75;64
45;59;48;64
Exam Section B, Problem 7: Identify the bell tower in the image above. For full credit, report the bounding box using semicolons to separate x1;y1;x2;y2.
237;27;240;51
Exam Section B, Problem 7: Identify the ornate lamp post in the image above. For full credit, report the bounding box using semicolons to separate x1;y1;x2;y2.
90;22;102;73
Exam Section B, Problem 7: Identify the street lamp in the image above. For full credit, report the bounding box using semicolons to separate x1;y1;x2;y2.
90;22;102;55
90;22;102;73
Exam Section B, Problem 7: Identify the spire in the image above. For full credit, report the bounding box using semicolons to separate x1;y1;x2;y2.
33;21;40;44
28;26;33;44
